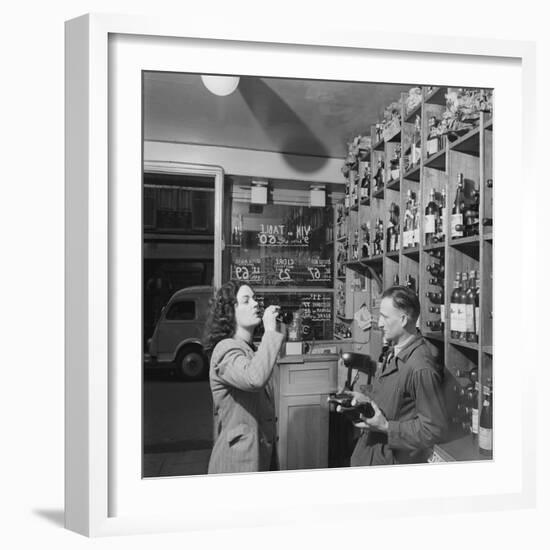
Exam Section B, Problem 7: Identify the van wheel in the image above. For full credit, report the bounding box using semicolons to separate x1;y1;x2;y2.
175;347;207;381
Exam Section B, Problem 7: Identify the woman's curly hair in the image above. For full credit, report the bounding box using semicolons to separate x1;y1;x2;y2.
202;280;247;356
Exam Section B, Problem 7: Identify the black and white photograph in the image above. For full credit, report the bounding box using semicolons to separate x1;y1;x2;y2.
141;73;494;478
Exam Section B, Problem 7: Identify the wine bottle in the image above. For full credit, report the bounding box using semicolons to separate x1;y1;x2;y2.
425;188;439;246
478;389;493;456
467;385;479;435
426;263;444;277
406;274;416;292
451;174;465;239
426;320;443;331
457;272;468;340
464;271;477;342
429;277;443;286
393;273;400;285
403;189;413;248
482;218;493;226
475;274;480;339
425;291;442;304
439;188;447;242
450;273;461;339
429;306;440;314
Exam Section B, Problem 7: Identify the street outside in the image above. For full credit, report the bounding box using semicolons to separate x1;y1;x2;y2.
143;370;213;477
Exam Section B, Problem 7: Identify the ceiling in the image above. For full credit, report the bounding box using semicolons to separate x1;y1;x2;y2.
143;73;414;160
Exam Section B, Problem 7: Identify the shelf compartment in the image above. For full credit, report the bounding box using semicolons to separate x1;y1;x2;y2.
372;188;384;199
334;335;352;341
360;197;370;206
424;87;447;106
336;314;353;322
449;126;480;156
405;103;422;123
385;251;400;260
424;149;446;171
483;232;493;242
450;236;480;259
386;128;402;143
484;117;493;131
483;346;493;356
424;242;445;252
425;332;444;342
386;177;400;191
373;138;384;151
403;164;420;182
449;338;479;352
402;246;420;260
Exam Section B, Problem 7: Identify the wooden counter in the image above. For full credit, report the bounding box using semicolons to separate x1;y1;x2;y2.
274;354;339;470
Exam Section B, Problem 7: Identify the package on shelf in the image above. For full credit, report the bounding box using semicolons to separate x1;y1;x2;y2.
441;88;493;136
382;100;402;141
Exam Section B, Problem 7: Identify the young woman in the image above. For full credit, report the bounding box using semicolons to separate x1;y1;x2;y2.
203;281;284;474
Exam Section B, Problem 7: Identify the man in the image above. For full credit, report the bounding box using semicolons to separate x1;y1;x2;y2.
348;286;448;466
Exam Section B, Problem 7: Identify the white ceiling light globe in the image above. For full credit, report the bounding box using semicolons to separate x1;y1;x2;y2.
200;75;240;96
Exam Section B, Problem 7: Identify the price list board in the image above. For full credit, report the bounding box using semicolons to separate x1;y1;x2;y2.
255;292;334;341
228;203;333;288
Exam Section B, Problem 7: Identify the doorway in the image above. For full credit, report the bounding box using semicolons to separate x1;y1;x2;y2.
142;163;223;477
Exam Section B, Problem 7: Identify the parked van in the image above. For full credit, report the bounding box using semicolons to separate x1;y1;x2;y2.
145;285;213;380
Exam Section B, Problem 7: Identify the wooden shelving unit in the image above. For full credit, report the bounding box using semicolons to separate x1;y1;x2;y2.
336;86;493;462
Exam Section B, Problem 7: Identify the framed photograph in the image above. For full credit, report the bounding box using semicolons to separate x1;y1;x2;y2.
65;13;536;537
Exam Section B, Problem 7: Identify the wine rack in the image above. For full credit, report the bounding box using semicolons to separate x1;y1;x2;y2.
336;86;493;461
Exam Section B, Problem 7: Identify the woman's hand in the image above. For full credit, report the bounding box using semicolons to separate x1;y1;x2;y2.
262;305;281;332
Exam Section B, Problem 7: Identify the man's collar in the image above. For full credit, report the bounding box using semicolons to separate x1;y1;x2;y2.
394;333;424;362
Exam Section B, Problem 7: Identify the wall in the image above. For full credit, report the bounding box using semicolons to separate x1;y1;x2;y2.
144;140;344;184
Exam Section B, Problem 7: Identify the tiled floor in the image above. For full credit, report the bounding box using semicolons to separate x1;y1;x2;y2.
143;448;212;478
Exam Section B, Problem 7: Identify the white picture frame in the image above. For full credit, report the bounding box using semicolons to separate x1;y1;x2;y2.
65;13;536;537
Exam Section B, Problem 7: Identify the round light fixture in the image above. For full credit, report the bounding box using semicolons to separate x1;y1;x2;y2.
200;75;240;96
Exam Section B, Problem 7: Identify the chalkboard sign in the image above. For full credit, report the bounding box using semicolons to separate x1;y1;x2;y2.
228;203;333;288
254;292;334;341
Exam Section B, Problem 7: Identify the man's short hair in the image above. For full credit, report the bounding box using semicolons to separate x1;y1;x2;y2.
381;285;420;322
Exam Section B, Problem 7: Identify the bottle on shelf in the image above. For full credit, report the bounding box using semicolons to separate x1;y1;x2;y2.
451;173;466;239
458;272;469;340
482;218;493;227
406;274;416;293
360;222;370;259
344;181;350;209
412;195;420;247
429;306;440;314
403;189;413;248
465;270;478;343
426;320;443;332
374;159;384;193
426;262;444;278
465;182;480;237
424;188;440;246
425;291;443;304
467;384;479;435
475;273;480;340
393;273;400;285
429;277;443;286
478;385;493;456
450;272;462;339
438;188;447;242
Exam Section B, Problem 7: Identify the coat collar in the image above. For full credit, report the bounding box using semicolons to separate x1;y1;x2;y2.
380;334;424;378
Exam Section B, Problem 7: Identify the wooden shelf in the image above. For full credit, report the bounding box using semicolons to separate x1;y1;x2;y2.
373;138;384;151
373;188;384;199
449;126;480;157
484;117;493;130
386;177;400;191
334;335;352;341
350;204;359;212
450;235;480;259
483;346;493;355
424;86;447;106
386;127;401;143
360;197;370;206
385;251;400;260
402;246;420;260
336;235;347;242
425;332;444;342
403;164;420;182
336;314;353;322
483;232;493;242
424;149;446;171
405;103;422;123
424;242;445;252
449;338;479;352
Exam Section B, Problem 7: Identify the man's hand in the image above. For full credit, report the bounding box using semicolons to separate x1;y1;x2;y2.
352;399;389;433
344;390;370;405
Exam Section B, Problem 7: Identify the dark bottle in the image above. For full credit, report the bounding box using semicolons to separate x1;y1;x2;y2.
457;272;469;340
451;174;465;239
478;389;493;456
406;274;416;292
393;273;400;285
482;218;493;226
425;291;442;304
427;263;444;277
467;385;479;435
429;306;441;314
429;277;443;286
486;178;493;188
425;188;439;246
465;271;478;342
426;320;443;332
450;273;462;339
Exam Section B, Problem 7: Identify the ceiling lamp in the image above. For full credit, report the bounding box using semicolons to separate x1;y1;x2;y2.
200;75;240;96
